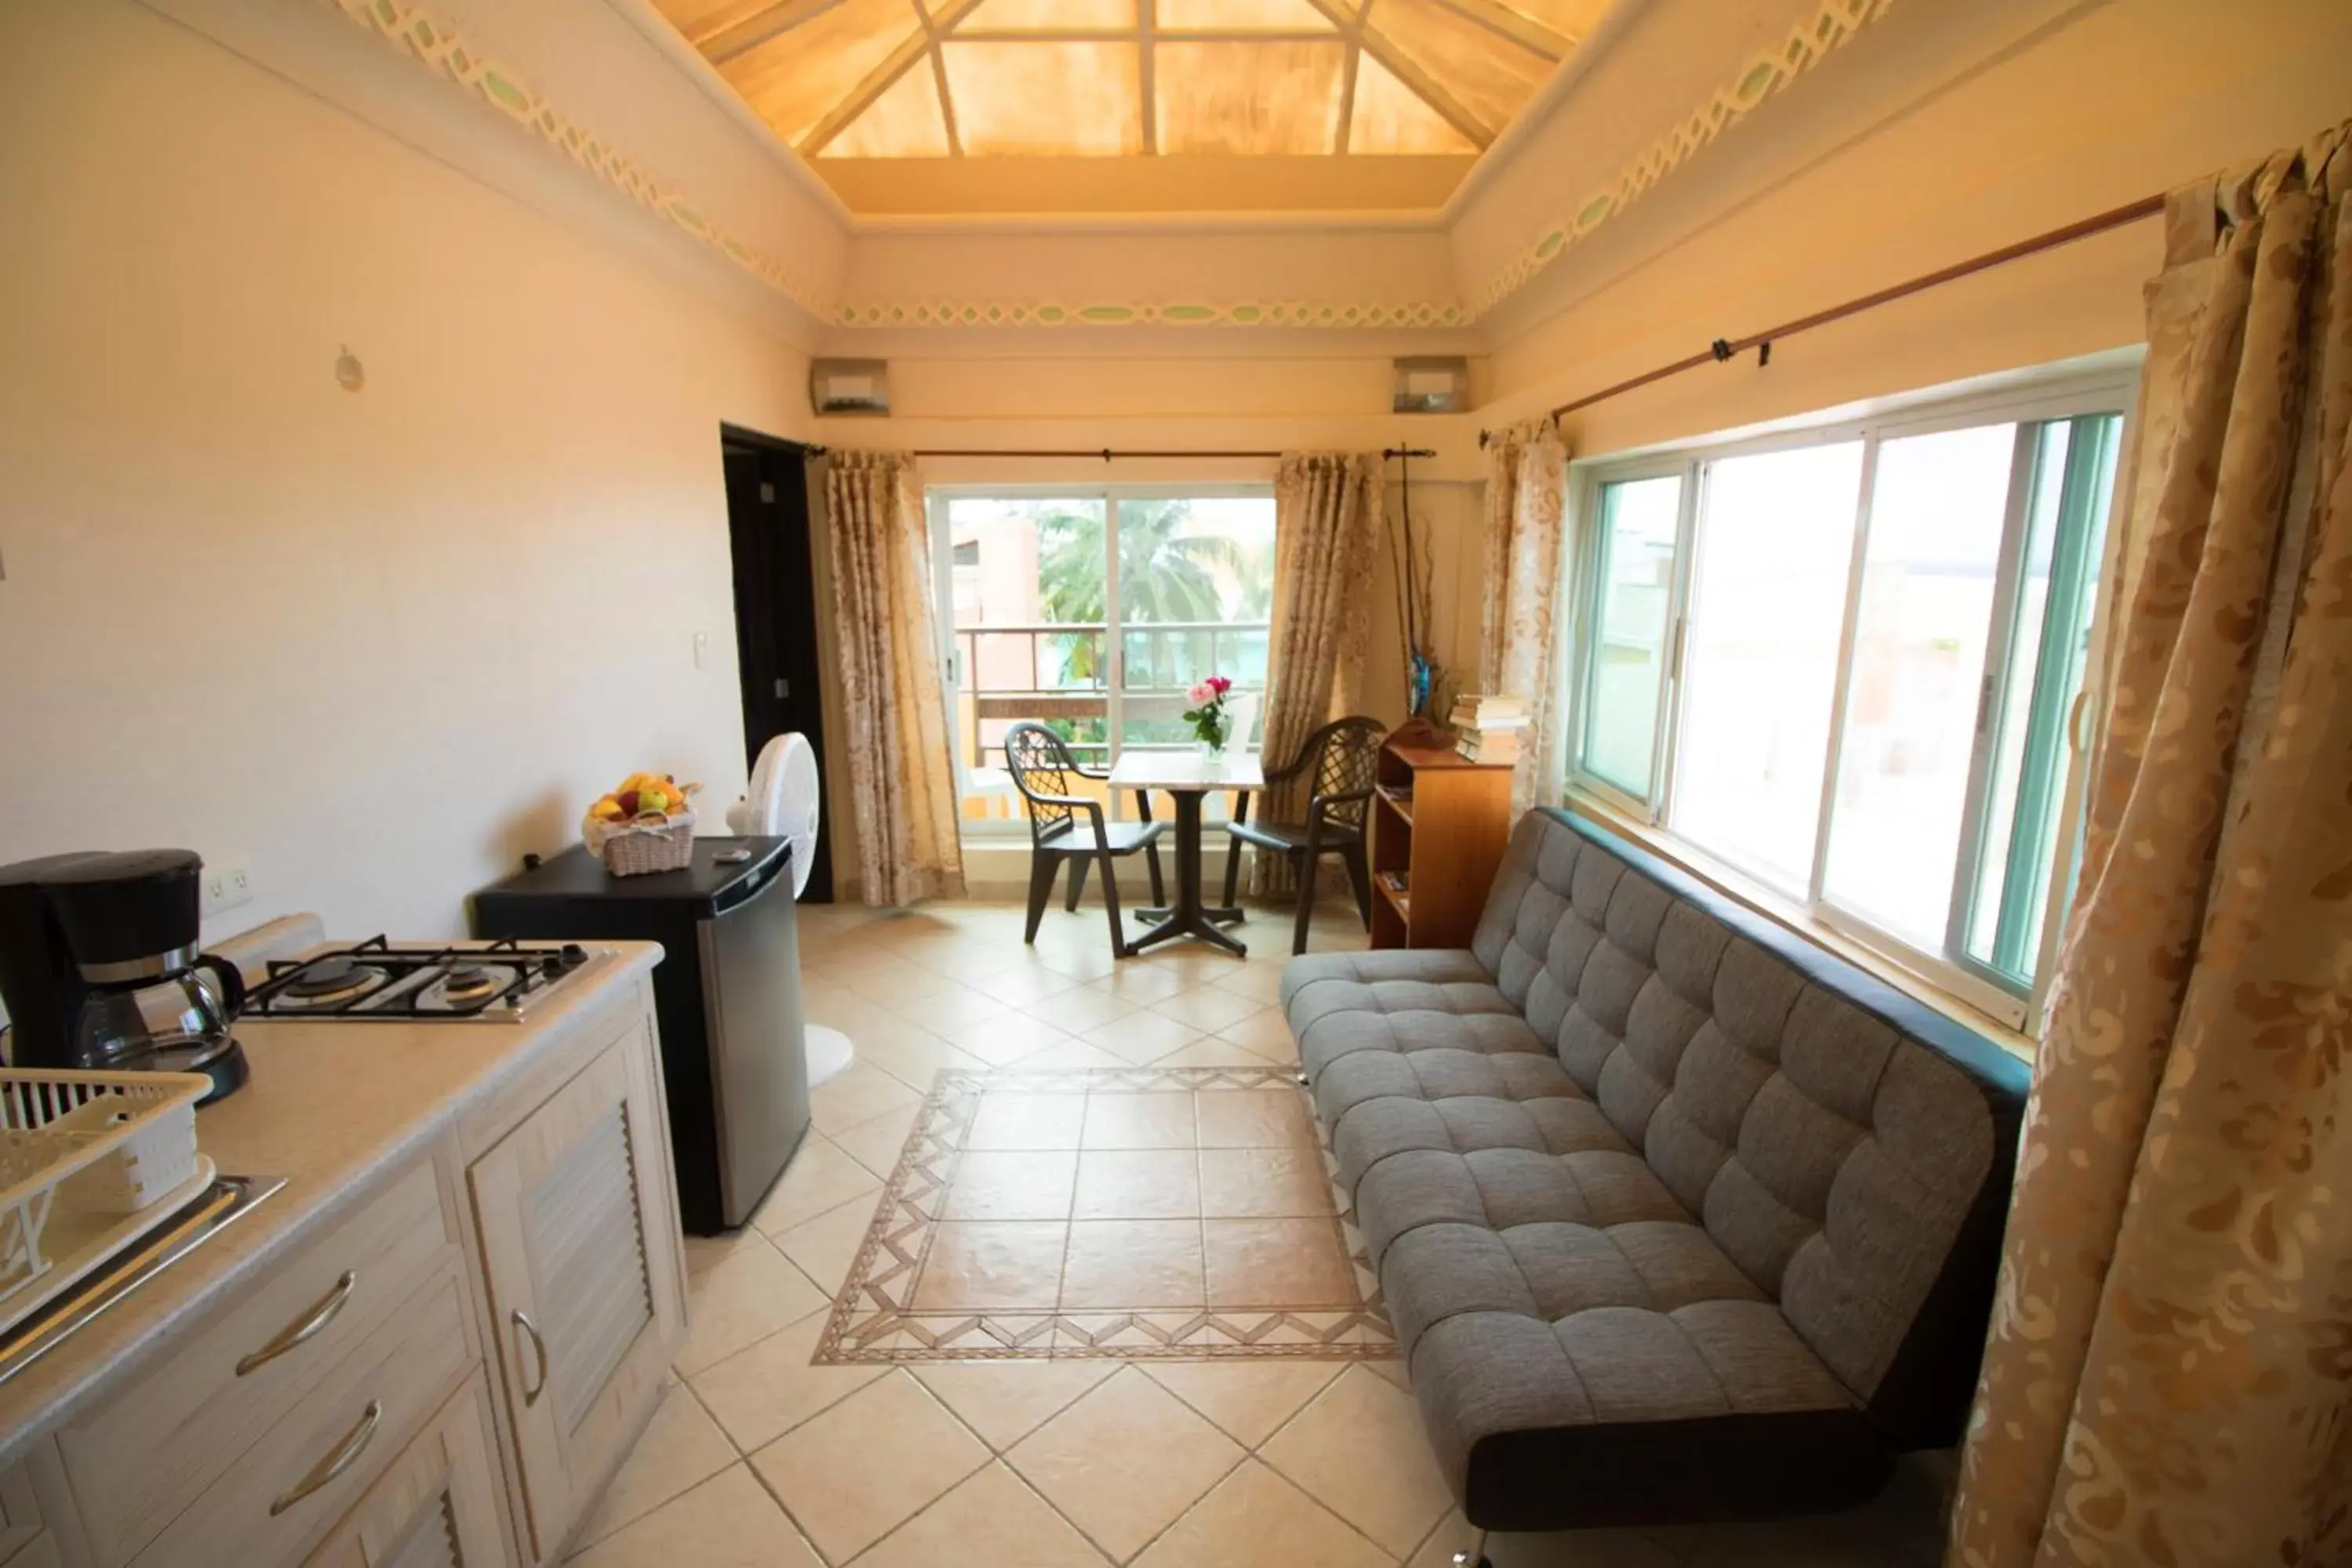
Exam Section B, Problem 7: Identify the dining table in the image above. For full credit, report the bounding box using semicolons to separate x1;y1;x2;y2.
1107;748;1263;956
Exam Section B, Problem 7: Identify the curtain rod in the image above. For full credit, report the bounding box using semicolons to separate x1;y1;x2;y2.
800;445;1437;460
1479;192;2167;446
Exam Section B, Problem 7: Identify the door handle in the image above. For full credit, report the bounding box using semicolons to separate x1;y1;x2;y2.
774;677;789;699
512;1308;550;1407
236;1270;358;1376
268;1399;383;1516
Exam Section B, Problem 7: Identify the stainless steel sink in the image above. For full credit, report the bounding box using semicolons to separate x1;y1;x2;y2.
0;1174;285;1388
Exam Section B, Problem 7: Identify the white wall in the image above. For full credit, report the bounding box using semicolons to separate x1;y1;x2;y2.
0;0;812;941
1476;0;2352;453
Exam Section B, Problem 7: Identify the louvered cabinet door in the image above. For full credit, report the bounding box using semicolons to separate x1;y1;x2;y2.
469;1035;683;1564
303;1373;507;1568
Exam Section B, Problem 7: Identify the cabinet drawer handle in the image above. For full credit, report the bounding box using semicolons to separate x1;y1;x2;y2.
512;1308;550;1407
268;1399;382;1517
237;1270;358;1377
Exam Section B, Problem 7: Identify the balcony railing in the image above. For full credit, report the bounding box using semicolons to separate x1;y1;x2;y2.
952;619;1269;770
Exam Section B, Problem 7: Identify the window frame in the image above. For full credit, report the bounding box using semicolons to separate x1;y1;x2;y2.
1571;455;1690;817
927;481;1278;838
1564;368;2139;1033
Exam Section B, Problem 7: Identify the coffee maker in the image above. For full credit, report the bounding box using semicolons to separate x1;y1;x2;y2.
0;850;249;1104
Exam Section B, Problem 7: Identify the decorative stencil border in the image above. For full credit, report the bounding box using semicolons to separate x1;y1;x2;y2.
315;0;1892;331
828;298;1472;331
317;0;829;316
812;1066;1399;1364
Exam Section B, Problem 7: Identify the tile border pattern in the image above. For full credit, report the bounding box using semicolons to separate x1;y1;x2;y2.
813;1067;1399;1364
306;0;1895;333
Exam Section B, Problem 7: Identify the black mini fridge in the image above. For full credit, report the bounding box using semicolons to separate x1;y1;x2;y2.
474;837;809;1234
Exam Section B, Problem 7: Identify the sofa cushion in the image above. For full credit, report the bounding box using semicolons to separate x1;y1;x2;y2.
1281;948;1495;1011
1286;953;1542;1077
1413;1308;1893;1530
1326;1093;1631;1192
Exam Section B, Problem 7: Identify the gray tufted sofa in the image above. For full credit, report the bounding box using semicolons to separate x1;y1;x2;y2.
1282;808;2029;1534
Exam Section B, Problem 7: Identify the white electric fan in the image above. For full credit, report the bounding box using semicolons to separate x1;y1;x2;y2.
729;733;854;1089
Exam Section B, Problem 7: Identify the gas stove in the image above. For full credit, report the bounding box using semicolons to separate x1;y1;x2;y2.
242;936;603;1024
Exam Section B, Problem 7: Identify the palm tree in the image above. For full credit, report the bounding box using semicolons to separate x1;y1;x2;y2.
1036;501;1247;684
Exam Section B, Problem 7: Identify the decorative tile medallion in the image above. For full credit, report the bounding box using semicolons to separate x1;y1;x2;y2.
813;1068;1397;1363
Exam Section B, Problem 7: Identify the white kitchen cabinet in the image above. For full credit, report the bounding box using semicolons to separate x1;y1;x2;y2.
60;1163;456;1568
2;951;684;1568
299;1373;506;1568
124;1268;476;1568
467;1023;686;1564
0;1453;68;1568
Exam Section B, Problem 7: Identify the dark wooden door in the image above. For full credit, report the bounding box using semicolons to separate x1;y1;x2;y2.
723;431;833;902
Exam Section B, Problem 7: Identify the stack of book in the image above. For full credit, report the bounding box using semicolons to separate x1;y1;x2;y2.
1450;694;1530;764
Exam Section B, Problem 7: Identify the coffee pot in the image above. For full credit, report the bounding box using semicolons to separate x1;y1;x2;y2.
0;849;249;1103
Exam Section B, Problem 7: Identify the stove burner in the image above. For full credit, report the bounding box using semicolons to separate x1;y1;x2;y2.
440;964;497;1003
248;937;598;1024
281;955;378;1001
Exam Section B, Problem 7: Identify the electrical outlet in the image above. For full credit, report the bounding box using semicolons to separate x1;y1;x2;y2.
693;631;709;669
201;858;253;917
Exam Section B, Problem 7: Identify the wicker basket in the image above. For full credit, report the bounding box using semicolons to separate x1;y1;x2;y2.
587;812;695;876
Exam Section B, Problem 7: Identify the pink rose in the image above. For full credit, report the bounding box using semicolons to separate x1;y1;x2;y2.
1187;681;1214;706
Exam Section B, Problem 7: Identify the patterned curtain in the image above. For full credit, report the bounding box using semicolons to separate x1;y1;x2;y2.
1947;122;2352;1568
1250;452;1383;897
1478;418;1571;815
823;451;966;908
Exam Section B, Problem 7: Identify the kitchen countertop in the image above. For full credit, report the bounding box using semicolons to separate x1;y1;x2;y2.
0;938;664;1466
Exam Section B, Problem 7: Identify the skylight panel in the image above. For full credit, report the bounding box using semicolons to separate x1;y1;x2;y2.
828;55;954;155
943;40;1146;154
1154;41;1348;154
1347;49;1476;152
722;0;927;144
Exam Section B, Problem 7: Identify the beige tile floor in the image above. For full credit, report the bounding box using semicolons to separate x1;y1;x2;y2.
572;895;1954;1568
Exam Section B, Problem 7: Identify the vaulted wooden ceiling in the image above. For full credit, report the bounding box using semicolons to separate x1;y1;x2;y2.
655;0;1612;175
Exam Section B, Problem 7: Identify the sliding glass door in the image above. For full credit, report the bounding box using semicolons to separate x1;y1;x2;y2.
1569;377;2131;1027
931;488;1276;832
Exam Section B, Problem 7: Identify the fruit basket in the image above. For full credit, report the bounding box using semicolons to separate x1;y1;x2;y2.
583;771;701;877
2;1069;209;1313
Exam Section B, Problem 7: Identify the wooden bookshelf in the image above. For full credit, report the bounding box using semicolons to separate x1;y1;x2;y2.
1369;739;1515;949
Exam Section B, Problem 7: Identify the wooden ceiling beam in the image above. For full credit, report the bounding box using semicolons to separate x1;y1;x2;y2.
1138;0;1160;153
948;27;1338;40
930;44;964;154
800;0;985;156
699;0;850;64
1352;23;1494;146
1332;24;1361;152
1297;0;1492;150
1425;0;1568;60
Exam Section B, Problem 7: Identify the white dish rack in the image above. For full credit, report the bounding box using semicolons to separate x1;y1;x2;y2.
2;1069;209;1328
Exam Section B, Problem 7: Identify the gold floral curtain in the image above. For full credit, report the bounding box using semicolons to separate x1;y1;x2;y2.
1478;418;1571;815
1948;122;2352;1568
1251;452;1383;896
824;451;965;908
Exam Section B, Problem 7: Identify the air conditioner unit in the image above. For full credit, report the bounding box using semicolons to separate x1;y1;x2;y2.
1392;356;1468;414
810;358;891;417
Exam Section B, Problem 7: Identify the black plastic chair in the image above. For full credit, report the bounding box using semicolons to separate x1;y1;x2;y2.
1076;763;1166;905
1221;715;1385;954
1006;723;1167;958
